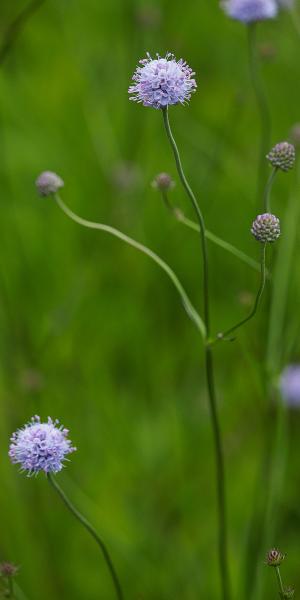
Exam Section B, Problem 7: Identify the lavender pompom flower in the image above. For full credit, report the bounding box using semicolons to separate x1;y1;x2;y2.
129;52;197;109
9;416;76;476
280;365;300;408
36;171;64;196
221;0;278;22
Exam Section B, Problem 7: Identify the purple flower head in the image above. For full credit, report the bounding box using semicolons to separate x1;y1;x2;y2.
280;365;300;408
267;141;295;171
0;563;19;578
221;0;278;22
9;416;76;476
265;548;285;567
129;52;197;109
36;171;64;197
251;213;280;243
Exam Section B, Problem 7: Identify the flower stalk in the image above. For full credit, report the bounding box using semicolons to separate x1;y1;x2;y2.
159;190;263;273
263;168;278;212
247;22;272;203
47;473;124;600
54;193;205;338
211;243;267;344
162;106;230;600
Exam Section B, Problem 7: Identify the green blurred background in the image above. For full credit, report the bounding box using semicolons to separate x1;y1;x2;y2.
0;1;300;598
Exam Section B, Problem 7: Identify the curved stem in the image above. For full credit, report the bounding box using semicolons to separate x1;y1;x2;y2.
162;107;210;331
54;193;205;339
263;168;277;213
161;194;263;274
247;23;272;204
162;107;230;600
47;473;124;600
213;243;267;343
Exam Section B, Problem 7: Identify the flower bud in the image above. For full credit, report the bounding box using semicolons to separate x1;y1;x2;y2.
267;142;295;171
0;563;18;578
251;213;281;243
35;171;64;197
152;172;175;191
265;548;285;567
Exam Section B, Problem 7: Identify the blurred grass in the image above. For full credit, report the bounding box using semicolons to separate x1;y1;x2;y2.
0;1;300;599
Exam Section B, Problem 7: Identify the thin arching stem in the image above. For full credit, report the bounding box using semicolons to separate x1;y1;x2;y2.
162;106;230;600
212;243;267;343
47;473;124;600
247;23;272;204
263;168;278;213
54;193;205;338
160;191;263;274
162;107;210;330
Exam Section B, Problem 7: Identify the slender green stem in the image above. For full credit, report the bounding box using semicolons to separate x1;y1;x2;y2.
275;566;285;597
161;195;263;274
212;243;267;343
250;165;300;600
247;23;272;204
162;106;230;600
162;107;210;331
7;577;14;598
54;193;205;338
47;473;123;600
263;168;278;213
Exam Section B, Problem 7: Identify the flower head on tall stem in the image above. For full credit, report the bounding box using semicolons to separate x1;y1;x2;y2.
9;416;76;476
0;563;18;578
134;55;231;598
129;53;197;108
267;142;296;171
251;213;281;243
266;548;285;566
221;0;278;22
152;172;175;191
36;171;64;196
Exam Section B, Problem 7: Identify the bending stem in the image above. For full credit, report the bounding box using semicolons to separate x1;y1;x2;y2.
54;193;205;338
214;243;267;342
47;473;123;600
162;106;230;600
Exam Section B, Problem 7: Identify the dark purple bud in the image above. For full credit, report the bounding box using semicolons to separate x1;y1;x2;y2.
152;172;175;191
265;548;285;566
267;142;295;171
251;213;281;243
